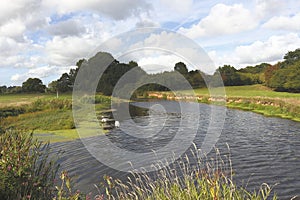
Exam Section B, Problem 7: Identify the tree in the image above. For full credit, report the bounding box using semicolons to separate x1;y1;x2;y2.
174;62;188;75
214;65;242;86
264;64;280;86
0;86;7;94
22;78;46;93
268;61;300;92
283;48;300;66
57;73;72;93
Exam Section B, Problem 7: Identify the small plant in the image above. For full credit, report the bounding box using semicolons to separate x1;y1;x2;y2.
0;129;60;199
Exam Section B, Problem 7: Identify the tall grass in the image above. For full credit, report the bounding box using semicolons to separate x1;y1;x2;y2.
101;145;277;200
0;129;60;199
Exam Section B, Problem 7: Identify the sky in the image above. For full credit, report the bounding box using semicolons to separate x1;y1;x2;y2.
1;0;300;86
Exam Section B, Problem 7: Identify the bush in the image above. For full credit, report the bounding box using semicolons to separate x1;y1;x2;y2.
0;129;59;199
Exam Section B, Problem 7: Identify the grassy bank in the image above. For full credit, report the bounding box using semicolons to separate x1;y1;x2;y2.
147;85;300;122
0;93;111;143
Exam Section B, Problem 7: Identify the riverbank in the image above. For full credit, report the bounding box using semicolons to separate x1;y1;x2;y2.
146;85;300;122
0;93;112;143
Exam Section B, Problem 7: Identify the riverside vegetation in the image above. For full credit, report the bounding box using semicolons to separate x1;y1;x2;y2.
147;84;300;122
0;128;278;199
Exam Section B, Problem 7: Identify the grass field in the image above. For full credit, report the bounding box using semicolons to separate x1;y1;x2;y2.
0;93;110;143
0;93;72;108
149;84;300;122
187;84;300;99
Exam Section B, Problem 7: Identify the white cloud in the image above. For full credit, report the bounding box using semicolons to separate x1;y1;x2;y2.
138;54;181;73
255;0;286;19
0;0;40;24
10;65;75;84
45;36;100;66
0;19;26;39
124;31;216;73
262;13;300;31
47;19;86;37
159;0;193;14
179;3;258;39
235;33;300;65
42;0;152;20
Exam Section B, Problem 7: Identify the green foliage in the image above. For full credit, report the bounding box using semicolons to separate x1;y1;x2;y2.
211;65;244;86
174;62;188;74
0;129;59;199
238;63;270;74
53;171;83;200
282;48;300;66
22;78;46;93
268;61;300;92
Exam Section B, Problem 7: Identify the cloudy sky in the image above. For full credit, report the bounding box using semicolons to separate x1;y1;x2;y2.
1;0;300;86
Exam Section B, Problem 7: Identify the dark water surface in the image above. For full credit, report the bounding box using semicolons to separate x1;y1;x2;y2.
51;101;300;199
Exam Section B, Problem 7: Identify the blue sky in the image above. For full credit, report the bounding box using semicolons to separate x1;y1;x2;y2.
0;0;300;86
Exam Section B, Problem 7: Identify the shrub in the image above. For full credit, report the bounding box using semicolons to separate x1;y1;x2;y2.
0;129;59;199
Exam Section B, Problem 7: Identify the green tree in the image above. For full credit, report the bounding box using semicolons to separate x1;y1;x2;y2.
283;48;300;66
22;78;46;93
214;65;242;86
268;61;300;92
57;73;72;93
174;62;188;75
0;86;7;94
264;64;280;86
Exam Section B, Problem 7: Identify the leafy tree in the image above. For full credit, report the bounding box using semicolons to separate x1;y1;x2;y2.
48;80;58;93
174;62;188;75
282;48;300;66
268;61;300;92
238;63;270;74
214;65;242;86
57;73;72;93
187;70;206;88
264;64;280;86
0;86;7;94
22;78;46;93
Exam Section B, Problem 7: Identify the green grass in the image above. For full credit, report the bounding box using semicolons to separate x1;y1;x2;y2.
189;85;300;99
149;85;300;122
0;93;112;143
0;93;72;108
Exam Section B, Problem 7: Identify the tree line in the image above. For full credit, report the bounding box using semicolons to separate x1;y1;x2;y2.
1;49;299;95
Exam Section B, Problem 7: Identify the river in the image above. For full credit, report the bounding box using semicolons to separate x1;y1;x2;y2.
51;100;300;199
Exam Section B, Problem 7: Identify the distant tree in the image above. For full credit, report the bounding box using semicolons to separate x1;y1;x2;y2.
187;70;206;88
22;78;46;93
264;64;280;86
282;48;300;66
57;73;72;93
6;86;22;93
174;62;188;75
128;61;138;67
48;80;58;93
268;61;300;92
238;63;270;74
214;65;242;86
0;86;7;94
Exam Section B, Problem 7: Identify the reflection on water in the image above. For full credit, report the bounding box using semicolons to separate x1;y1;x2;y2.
51;101;300;199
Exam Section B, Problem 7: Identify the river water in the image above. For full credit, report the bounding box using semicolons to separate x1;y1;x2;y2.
51;101;300;199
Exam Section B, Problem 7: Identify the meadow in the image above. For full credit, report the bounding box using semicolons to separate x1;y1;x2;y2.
0;93;111;142
150;84;300;122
